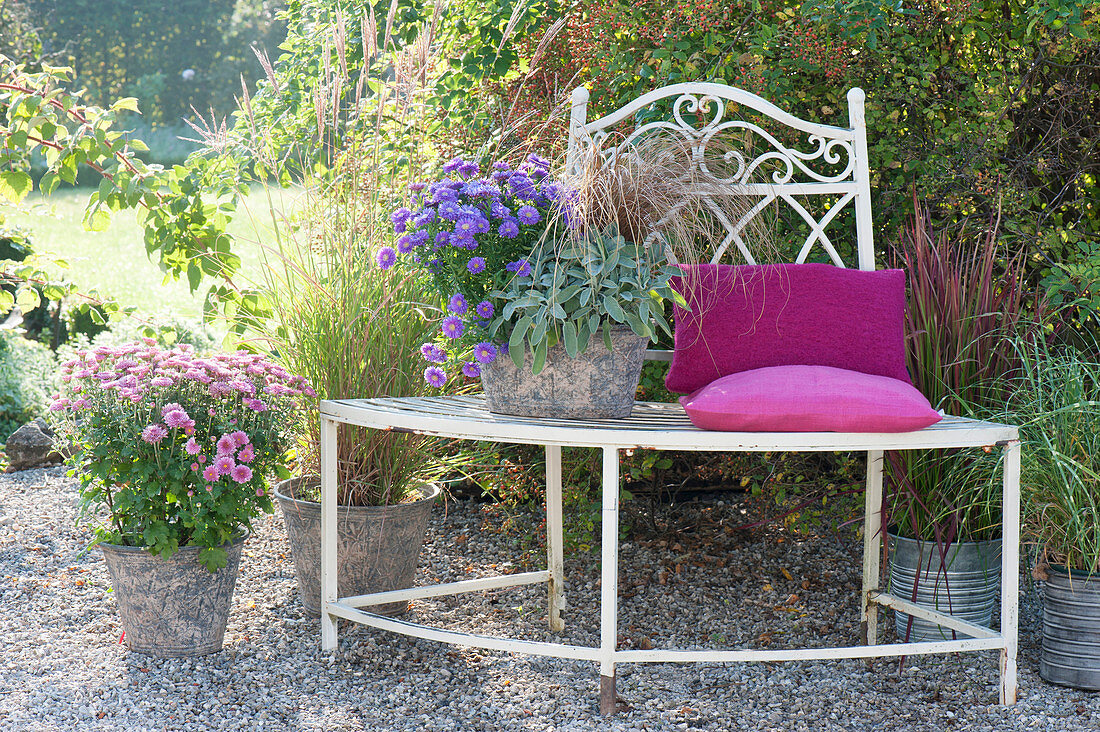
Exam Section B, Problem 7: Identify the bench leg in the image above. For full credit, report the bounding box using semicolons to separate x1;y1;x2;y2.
860;450;884;646
546;445;565;632
1000;440;1021;704
599;447;620;715
320;415;339;651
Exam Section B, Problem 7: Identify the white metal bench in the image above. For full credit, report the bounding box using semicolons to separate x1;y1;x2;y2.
318;83;1021;715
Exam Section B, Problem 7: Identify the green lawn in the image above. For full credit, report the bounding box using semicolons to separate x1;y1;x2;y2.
3;185;300;320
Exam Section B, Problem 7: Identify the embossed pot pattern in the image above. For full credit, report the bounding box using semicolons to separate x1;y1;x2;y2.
480;327;648;419
100;536;245;657
274;477;440;616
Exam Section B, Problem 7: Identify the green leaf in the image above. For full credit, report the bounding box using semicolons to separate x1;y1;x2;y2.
602;321;614;351
509;316;532;354
603;295;626;322
0;171;33;204
15;288;41;311
562;320;578;357
111;97;140;113
531;339;548;375
84;208;112;232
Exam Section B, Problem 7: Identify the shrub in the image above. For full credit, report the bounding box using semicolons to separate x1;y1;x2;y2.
0;329;56;442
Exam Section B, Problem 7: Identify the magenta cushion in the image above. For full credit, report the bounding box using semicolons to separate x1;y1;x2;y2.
665;263;911;394
680;365;941;432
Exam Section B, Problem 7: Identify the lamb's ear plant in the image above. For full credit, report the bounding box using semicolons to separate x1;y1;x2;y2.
491;227;684;372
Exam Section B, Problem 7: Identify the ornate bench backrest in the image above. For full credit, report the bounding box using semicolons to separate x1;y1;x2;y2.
566;83;875;271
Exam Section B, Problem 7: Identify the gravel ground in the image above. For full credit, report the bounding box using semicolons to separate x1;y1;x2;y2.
1;466;1098;731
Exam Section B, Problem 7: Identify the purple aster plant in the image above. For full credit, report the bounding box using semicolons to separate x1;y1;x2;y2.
388;156;573;388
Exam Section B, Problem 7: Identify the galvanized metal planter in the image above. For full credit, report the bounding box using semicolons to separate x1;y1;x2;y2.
480;328;648;419
888;533;1002;642
101;535;245;657
274;477;439;617
1041;565;1100;690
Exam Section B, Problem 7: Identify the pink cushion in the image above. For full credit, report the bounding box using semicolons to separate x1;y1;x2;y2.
665;263;911;394
680;365;941;432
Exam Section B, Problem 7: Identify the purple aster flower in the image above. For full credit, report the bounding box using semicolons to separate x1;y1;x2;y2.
498;219;519;238
448;293;468;315
396;233;416;253
450;232;475;250
391;207;412;226
433;231;450;248
420;343;447;364
467;257;486;274
454;217;478;236
508;173;536;198
475;300;495;319
471;216;490;234
473;342;498;364
440;316;465;339
431;185;457;204
185;437;202;455
413;208;436;227
230;464;254;484
506;259;531;277
442;157;465;174
462;361;481;378
141;424;168;444
438;200;462;220
424;366;447;388
409;181;426;192
490;200;511;219
376;247;397;270
214;455;236;476
517;205;541;225
458;160;480;178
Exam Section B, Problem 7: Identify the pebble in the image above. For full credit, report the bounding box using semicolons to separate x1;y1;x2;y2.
0;466;1098;730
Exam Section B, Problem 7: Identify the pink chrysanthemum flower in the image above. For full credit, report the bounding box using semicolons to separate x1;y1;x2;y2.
214;455;235;476
164;409;192;429
230;430;249;448
202;465;219;482
150;376;173;387
216;434;237;455
141;424;168;444
230;464;253;484
237;445;256;463
184;437;202;455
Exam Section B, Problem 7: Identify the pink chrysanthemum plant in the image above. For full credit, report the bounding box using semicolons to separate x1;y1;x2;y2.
53;340;314;571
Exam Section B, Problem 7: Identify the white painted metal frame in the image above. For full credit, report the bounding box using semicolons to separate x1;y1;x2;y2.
318;84;1021;714
319;397;1021;713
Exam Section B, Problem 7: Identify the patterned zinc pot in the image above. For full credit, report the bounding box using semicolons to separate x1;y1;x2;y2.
480;327;648;419
274;477;440;616
100;535;246;657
